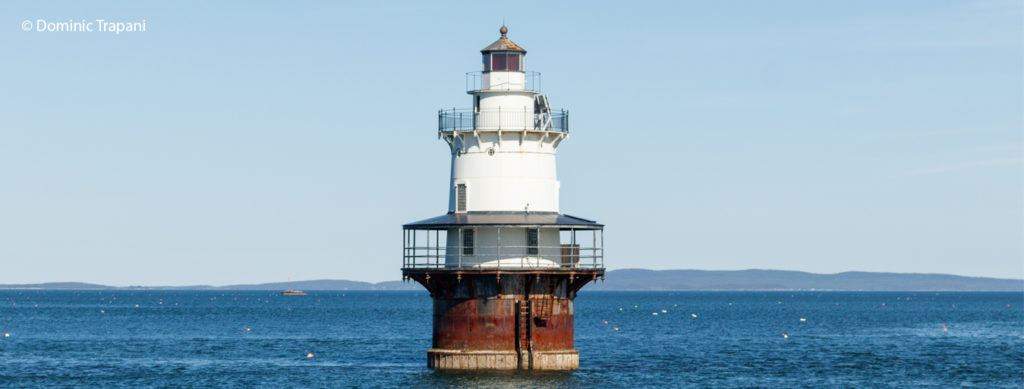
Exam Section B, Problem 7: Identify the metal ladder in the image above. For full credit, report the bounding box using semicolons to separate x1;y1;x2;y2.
534;95;552;131
515;300;533;369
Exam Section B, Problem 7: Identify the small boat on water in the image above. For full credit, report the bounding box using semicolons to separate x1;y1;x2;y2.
281;290;307;296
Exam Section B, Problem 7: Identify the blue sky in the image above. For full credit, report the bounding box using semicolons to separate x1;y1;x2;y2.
0;1;1021;285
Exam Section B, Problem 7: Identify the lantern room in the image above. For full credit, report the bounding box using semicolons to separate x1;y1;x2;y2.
482;26;525;72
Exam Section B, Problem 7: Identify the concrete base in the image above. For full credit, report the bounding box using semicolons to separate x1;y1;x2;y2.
428;349;579;370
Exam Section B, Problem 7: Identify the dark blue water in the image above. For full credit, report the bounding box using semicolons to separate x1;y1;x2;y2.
0;291;1021;388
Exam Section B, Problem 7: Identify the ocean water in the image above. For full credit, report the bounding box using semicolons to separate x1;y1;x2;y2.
0;290;1021;388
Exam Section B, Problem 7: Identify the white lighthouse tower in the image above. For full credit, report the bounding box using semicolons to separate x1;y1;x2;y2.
403;27;605;370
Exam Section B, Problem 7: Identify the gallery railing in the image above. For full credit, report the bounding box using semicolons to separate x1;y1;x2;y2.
465;71;541;93
438;108;568;133
402;229;603;270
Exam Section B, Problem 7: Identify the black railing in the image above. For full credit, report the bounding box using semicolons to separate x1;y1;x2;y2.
438;108;568;133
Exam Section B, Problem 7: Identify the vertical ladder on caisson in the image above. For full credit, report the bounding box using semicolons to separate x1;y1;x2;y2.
515;300;534;369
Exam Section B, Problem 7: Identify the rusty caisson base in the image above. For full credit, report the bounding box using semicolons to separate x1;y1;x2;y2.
403;269;603;370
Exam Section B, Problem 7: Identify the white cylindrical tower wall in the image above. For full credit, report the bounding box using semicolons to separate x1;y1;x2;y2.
447;131;560;213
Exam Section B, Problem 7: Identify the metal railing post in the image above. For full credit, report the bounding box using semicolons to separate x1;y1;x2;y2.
572;229;577;267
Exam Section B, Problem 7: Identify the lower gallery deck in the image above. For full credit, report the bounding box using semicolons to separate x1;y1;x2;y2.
402;212;604;370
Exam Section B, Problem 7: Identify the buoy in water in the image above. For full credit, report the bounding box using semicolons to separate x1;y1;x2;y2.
245;327;251;332
661;309;667;313
613;327;619;331
2;333;8;337
691;313;697;318
652;312;658;316
800;318;806;322
603;320;608;324
942;324;947;332
307;353;314;358
782;333;788;339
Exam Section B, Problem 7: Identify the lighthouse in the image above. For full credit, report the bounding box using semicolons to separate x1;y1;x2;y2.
402;27;605;370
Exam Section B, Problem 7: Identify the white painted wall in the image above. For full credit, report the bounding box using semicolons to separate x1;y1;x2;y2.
481;71;528;91
444;227;562;268
446;131;561;212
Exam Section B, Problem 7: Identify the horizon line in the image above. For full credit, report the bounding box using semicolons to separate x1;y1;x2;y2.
2;268;1022;288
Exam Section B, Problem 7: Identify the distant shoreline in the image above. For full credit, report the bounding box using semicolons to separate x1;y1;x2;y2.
2;269;1020;292
1;288;1021;293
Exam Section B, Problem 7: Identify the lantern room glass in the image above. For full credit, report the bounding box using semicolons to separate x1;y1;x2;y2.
483;53;522;72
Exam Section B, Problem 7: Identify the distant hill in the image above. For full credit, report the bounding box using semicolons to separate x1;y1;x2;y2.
588;269;1024;291
0;282;109;290
215;279;419;291
0;269;1019;291
0;279;421;291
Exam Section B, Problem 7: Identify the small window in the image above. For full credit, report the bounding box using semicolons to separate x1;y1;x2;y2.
506;54;520;71
456;184;467;212
491;54;507;71
482;53;489;71
462;229;474;255
527;229;539;255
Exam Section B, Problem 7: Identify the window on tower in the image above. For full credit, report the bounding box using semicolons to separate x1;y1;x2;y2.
527;228;539;255
456;184;467;212
462;229;474;256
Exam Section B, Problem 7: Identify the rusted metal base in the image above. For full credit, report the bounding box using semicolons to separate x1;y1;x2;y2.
428;348;578;370
403;268;603;371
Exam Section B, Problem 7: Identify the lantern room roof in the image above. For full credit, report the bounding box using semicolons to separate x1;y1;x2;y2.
481;26;526;53
404;212;602;229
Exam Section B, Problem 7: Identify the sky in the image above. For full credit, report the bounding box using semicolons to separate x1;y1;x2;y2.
0;1;1021;285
